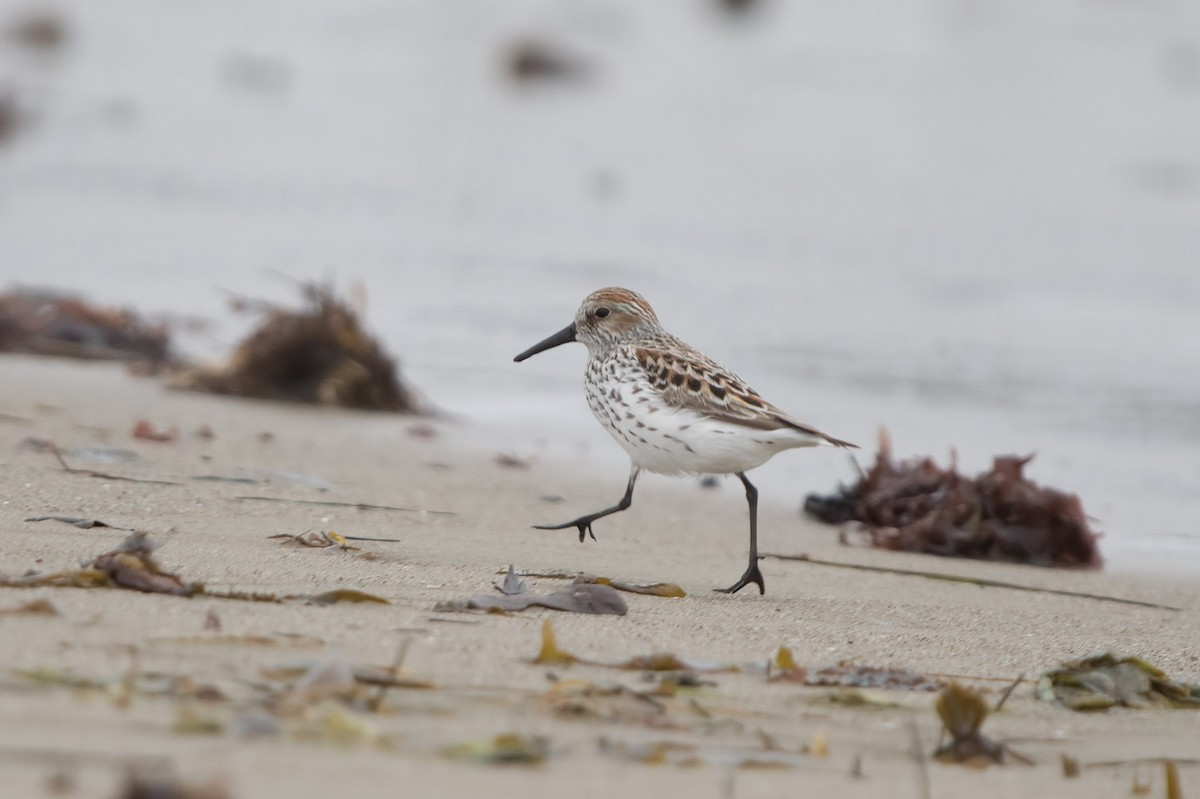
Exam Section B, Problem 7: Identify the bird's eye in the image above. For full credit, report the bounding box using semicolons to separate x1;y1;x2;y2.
594;307;611;319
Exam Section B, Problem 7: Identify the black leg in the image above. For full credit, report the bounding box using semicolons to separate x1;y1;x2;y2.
535;467;640;543
715;472;765;595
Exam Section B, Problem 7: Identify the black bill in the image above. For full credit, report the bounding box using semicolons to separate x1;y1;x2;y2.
513;322;577;362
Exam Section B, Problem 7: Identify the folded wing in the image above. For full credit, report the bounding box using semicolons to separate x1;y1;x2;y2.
633;344;857;449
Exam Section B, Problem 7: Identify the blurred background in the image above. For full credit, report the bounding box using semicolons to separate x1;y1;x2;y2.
1;0;1197;569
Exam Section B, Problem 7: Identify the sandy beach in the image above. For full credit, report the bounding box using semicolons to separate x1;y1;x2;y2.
0;355;1196;798
3;0;1199;794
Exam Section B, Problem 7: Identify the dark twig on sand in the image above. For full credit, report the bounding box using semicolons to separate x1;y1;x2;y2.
763;554;1181;611
47;443;182;486
234;495;455;516
994;673;1024;712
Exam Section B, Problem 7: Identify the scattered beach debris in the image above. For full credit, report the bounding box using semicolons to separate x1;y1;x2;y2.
0;532;198;595
541;678;674;726
532;620;733;672
504;38;589;83
131;419;176;442
196;650;430;744
178;585;390;606
272;654;359;713
0;598;58;617
494;453;531;469
438;582;628;616
1037;652;1200;710
1165;760;1184;799
268;530;359;551
577;575;686;598
291;704;386;747
497;568;686;598
770;646;942;692
443;733;550;765
6;637;434;749
0;287;172;368
597;737;699;766
25;515;128;530
303;589;389;606
534;620;578;666
92;532;198;596
262;655;431;694
171;283;419;412
497;564;528;595
116;765;232;799
932;683;1024;766
599;736;813;769
174;702;226;735
805;431;1102;568
365;640;416;712
12;664;108;691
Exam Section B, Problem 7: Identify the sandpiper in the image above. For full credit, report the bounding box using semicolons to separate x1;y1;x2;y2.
514;287;856;595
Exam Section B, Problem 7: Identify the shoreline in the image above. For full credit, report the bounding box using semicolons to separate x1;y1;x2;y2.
1;355;1197;798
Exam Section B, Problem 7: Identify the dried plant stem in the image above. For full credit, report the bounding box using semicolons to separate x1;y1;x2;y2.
993;673;1024;711
908;719;932;799
48;443;182;486
234;495;455;516
764;554;1181;611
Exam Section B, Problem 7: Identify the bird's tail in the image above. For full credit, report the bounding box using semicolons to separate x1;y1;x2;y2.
821;432;858;450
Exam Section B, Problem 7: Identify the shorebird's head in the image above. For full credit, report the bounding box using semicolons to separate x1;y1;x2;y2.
513;287;661;361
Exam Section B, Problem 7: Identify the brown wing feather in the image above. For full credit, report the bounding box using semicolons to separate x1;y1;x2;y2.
633;344;857;449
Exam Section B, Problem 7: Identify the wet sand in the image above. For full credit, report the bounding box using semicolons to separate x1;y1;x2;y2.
0;355;1197;798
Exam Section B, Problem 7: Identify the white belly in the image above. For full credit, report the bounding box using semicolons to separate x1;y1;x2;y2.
584;370;818;476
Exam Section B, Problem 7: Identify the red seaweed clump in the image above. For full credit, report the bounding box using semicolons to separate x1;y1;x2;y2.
803;431;1103;569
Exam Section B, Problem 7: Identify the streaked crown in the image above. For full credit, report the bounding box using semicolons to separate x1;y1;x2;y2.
574;287;662;353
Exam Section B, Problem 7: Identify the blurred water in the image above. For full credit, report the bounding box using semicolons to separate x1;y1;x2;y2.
1;0;1197;570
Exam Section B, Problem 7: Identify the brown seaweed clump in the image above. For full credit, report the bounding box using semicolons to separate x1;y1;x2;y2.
804;430;1102;569
0;287;172;368
504;38;590;83
172;283;418;412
